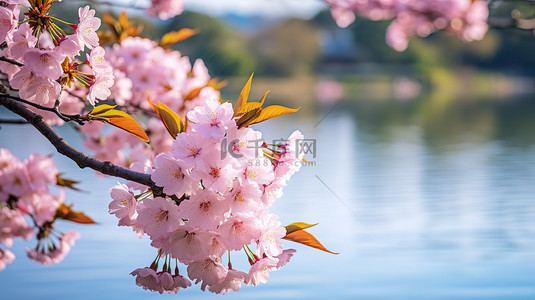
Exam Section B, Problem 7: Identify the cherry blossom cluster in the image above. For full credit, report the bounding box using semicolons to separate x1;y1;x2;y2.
108;99;306;294
147;0;184;20
0;149;81;270
80;38;219;168
0;0;114;116
326;0;489;51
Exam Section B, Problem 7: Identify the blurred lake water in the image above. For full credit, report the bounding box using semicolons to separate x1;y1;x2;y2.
0;87;534;299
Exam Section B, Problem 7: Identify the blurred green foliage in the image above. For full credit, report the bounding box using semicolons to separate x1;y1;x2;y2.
165;11;257;76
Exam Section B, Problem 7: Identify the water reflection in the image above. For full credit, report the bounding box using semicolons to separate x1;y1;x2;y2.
1;91;535;299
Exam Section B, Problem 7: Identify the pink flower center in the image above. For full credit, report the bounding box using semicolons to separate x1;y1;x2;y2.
209;167;221;178
199;201;211;212
155;210;169;224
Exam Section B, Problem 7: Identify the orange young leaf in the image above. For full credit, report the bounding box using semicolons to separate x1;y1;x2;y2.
90;108;150;143
89;104;117;116
184;86;203;101
55;173;81;191
234;73;254;116
248;105;301;125
55;203;97;224
283;229;339;255
148;98;184;139
206;78;228;90
285;222;318;235
236;90;269;116
159;28;198;48
236;107;262;129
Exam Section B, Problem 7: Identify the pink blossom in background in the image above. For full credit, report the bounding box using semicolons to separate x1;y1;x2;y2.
326;0;489;51
0;248;15;271
147;0;184;20
316;79;344;104
0;149;84;269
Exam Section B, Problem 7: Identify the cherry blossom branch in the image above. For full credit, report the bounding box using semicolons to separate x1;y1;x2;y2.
0;118;28;124
0;95;168;197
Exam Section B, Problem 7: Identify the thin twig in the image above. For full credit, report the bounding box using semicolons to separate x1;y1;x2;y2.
0;93;85;125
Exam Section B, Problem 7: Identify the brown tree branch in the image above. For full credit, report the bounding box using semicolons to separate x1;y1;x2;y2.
0;93;86;125
0;94;170;198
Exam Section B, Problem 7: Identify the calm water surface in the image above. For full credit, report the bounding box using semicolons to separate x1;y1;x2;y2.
0;93;534;299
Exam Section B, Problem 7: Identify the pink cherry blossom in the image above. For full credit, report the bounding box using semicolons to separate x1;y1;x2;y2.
225;126;263;160
47;230;80;264
0;248;15;271
187;258;227;286
255;213;286;258
178;190;229;230
239;157;275;187
108;182;137;226
23;48;64;80
275;249;296;268
56;34;83;58
206;269;248;294
158;226;213;263
187;99;235;139
77;5;101;49
131;267;163;293
151;153;193;196
19;192;61;226
247;256;278;286
147;0;184;20
191;148;239;194
25;154;58;192
227;181;263;215
0;6;16;43
9;23;37;60
172;132;208;166
87;46;110;71
136;197;184;240
218;214;261;251
0;207;33;247
87;72;114;105
10;68;61;105
157;271;191;293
